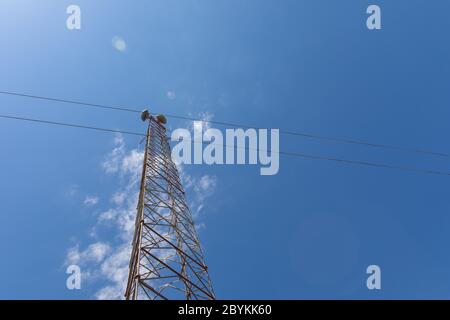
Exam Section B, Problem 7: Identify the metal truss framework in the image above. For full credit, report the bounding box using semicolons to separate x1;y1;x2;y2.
125;114;215;300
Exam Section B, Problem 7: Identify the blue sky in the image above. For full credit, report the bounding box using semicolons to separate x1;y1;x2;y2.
1;0;450;299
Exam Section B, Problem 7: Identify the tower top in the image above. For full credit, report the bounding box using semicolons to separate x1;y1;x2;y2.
156;114;167;125
141;109;167;125
141;109;150;122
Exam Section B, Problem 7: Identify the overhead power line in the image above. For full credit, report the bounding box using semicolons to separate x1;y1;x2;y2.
0;90;447;158
1;113;450;177
0;114;145;136
0;90;141;114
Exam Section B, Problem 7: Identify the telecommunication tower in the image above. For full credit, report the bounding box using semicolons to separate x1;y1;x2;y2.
125;110;215;300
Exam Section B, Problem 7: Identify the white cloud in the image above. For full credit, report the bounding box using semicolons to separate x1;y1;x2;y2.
98;209;117;222
112;36;127;52
66;246;81;265
121;150;143;174
111;192;126;205
102;134;143;179
196;222;206;231
199;175;217;192
95;244;131;300
166;91;176;100
84;196;99;206
65;184;79;197
88;243;111;262
66;135;141;298
102;134;125;174
66;128;217;299
176;113;219;218
192;112;213;136
193;174;217;215
178;164;217;218
66;242;111;266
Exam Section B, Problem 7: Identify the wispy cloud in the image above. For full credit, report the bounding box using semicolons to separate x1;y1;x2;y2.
192;111;214;135
112;36;127;52
184;112;218;217
166;91;176;100
66;242;111;266
101;134;126;174
199;175;217;192
111;192;126;206
65;130;217;299
178;165;217;218
84;196;99;206
65;184;79;197
95;244;131;299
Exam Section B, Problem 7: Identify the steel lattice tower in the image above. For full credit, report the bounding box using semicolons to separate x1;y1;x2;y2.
125;111;215;300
